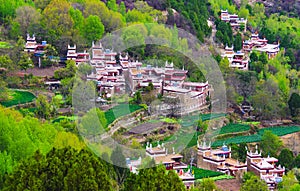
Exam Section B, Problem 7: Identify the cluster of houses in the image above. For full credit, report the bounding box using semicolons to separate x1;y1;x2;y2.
126;140;285;190
197;141;285;191
126;142;195;189
220;9;247;31
220;10;280;70
221;34;280;70
65;41;210;114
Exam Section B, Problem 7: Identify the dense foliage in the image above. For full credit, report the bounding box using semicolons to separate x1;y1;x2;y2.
0;106;84;187
123;164;186;191
2;147;115;191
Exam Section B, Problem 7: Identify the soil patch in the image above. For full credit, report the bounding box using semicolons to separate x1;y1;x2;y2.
215;179;241;191
20;66;62;77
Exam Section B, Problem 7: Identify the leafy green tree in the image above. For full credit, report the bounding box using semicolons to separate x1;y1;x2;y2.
278;148;294;170
110;146;130;187
251;78;286;119
84;15;105;45
294;154;300;168
15;5;41;36
54;60;77;80
278;171;299;191
123;165;186;191
107;0;118;12
42;0;73;42
78;63;93;76
241;173;268;191
234;33;242;51
260;130;283;157
18;52;33;71
230;142;247;162
196;178;218;191
35;94;51;119
119;2;126;16
288;93;300;117
0;78;7;102
126;9;152;23
0;55;14;71
259;52;268;65
34;0;51;11
133;91;142;104
3;148;115;191
0;151;15;186
238;7;249;19
219;57;231;75
69;7;84;33
250;51;259;62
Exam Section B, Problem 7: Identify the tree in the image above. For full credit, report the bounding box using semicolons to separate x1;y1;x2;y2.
278;171;299;191
293;154;300;168
84;15;105;45
234;33;242;51
110;146;130;187
3;148;115;191
238;7;249;19
250;51;259;63
278;148;294;170
35;94;51;119
241;173;268;191
133;91;142;104
119;2;126;16
259;52;268;65
0;55;14;71
15;5;41;36
260;130;283;157
288;93;300;117
123;165;186;191
78;63;93;76
219;57;231;75
18;52;33;71
107;0;118;12
251;78;286;120
54;60;77;80
42;0;73;42
236;71;257;100
69;7;84;33
0;78;7;102
196;178;218;191
164;96;181;118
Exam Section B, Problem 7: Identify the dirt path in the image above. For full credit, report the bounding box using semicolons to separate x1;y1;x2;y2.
215;179;241;191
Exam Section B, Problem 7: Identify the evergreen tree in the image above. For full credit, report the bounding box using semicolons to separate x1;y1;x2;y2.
278;148;294;170
234;33;242;51
2;148;115;191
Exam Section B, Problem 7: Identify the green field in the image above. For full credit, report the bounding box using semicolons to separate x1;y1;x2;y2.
180;113;226;127
212;126;300;147
1;90;36;107
52;116;78;123
184;166;224;179
105;104;142;126
219;123;250;135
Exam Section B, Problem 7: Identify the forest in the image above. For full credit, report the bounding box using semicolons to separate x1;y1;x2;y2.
0;0;300;190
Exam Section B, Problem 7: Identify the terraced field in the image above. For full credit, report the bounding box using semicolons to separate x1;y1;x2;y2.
212;126;300;147
1;90;36;107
